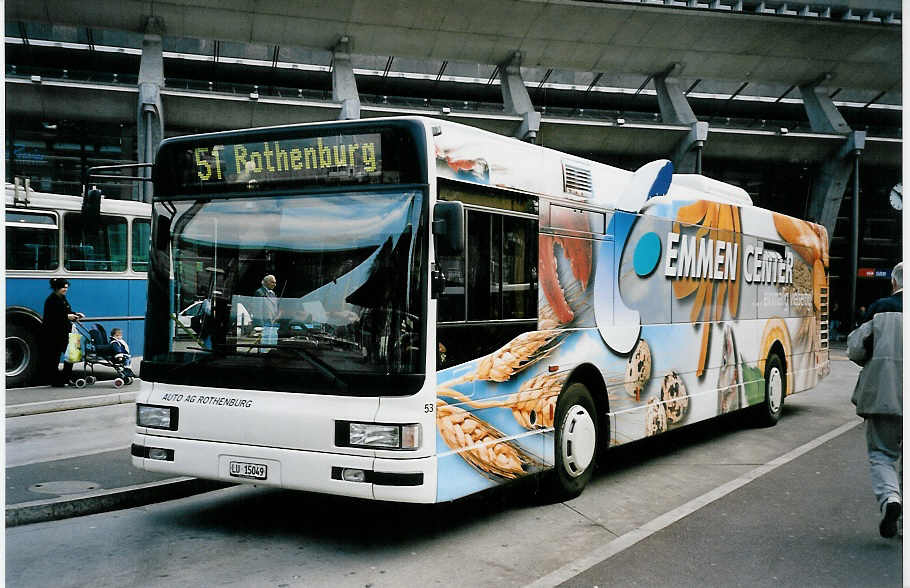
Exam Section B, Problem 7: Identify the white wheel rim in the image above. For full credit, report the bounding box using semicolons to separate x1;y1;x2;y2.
561;405;597;478
768;367;783;413
6;336;29;377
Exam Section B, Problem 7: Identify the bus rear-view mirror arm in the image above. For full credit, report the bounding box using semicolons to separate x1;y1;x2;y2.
431;266;447;299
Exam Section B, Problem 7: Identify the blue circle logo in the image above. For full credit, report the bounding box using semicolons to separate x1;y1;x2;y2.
633;232;662;277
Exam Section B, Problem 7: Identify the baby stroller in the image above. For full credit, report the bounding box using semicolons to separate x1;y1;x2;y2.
72;322;136;387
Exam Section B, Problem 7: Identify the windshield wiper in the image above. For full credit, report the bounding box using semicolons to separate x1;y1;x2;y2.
162;343;348;394
165;345;246;375
266;344;349;394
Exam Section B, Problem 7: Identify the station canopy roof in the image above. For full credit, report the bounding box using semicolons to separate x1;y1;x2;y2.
6;0;902;109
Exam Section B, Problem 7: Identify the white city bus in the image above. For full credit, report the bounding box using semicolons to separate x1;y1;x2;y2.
132;117;829;502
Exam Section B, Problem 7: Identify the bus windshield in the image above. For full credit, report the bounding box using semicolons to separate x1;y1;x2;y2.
143;189;427;395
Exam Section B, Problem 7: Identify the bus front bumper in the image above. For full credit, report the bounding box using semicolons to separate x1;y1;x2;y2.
131;433;438;503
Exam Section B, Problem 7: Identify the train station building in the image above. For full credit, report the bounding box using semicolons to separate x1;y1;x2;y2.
4;0;902;310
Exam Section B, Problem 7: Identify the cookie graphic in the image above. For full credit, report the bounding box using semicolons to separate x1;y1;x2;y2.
661;371;688;424
645;397;667;436
717;324;743;414
624;339;652;401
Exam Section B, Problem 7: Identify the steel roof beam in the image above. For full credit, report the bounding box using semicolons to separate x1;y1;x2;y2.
498;51;540;142
798;74;851;134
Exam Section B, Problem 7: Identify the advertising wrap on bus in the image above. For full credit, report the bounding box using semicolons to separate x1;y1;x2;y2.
133;117;828;505
431;121;828;501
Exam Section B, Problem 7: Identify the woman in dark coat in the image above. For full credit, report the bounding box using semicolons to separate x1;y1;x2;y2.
40;278;84;386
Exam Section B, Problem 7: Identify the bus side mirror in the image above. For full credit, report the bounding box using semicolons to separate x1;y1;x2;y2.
155;217;172;251
433;201;464;256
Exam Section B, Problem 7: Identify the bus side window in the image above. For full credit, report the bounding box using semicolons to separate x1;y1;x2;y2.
467;210;502;321
502;215;538;320
436;181;538;324
132;218;151;272
64;213;128;272
5;212;59;270
437;225;466;323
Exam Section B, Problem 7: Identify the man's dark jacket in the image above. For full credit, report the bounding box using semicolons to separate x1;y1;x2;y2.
864;291;903;321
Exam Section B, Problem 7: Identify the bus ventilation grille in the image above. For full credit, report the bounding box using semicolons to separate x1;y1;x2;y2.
563;162;593;197
818;286;829;350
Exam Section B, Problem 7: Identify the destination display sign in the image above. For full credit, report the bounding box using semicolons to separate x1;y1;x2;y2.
155;123;426;197
184;133;383;190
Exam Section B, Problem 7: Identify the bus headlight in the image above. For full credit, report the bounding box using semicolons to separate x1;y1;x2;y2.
137;404;179;430
337;422;421;450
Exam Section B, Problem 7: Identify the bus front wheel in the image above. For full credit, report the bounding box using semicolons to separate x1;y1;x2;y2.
7;322;39;388
755;353;785;427
541;382;599;502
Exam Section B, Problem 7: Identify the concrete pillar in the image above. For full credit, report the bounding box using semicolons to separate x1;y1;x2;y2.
332;37;361;120
672;121;709;174
498;52;540;142
800;77;857;239
807;130;865;238
654;67;706;173
137;17;165;203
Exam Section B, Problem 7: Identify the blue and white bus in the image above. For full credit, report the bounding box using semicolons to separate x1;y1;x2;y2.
5;180;151;387
133;117;829;502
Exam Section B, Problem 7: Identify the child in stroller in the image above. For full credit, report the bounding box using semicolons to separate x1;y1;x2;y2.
109;328;136;381
74;323;136;387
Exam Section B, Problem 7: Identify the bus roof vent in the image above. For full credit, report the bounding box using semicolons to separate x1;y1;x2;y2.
563;162;593;197
672;174;753;206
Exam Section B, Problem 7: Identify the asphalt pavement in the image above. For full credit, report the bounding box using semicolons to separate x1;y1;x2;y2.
5;362;229;526
559;422;902;588
4;346;904;586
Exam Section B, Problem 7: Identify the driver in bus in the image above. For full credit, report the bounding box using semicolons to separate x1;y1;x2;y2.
255;274;280;352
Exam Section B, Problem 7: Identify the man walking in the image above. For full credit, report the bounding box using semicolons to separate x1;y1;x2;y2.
849;262;902;538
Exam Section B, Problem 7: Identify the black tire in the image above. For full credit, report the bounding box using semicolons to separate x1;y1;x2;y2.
755;353;785;427
6;322;39;388
541;382;600;501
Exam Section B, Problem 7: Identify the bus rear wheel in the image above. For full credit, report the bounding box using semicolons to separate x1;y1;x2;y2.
541;382;599;502
7;323;39;388
755;352;785;427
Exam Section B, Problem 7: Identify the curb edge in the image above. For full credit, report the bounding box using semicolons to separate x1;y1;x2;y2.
6;477;232;527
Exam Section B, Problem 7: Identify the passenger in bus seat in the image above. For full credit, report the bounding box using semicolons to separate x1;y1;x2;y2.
39;278;85;386
848;262;903;538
